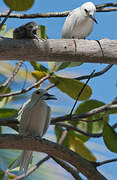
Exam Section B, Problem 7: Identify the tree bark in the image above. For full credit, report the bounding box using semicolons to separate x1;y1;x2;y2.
0;38;117;64
0;134;107;180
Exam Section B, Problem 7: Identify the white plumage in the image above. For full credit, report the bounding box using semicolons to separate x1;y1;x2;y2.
62;2;97;39
12;89;56;174
54;2;97;71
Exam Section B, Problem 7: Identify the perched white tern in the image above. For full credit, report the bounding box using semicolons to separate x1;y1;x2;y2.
55;2;97;71
62;1;97;39
12;89;56;173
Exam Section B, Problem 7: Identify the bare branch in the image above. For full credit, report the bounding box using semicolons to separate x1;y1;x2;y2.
0;9;12;29
75;64;113;80
12;156;50;180
54;122;102;138
0;134;107;180
52;157;82;180
1;60;23;88
95;158;117;167
0;3;117;19
0;38;117;64
51;104;117;124
0;73;52;97
70;70;95;116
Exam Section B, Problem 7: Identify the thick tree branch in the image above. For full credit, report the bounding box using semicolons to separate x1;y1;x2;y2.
0;38;117;64
0;134;106;180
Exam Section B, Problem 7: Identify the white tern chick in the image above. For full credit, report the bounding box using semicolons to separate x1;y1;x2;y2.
12;89;56;173
62;2;97;39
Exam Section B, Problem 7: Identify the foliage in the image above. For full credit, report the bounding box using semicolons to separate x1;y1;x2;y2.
0;2;117;179
3;0;34;11
103;122;117;153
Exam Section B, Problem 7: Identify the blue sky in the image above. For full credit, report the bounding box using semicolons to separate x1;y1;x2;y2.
1;0;117;179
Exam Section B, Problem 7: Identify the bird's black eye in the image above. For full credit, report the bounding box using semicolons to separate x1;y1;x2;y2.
35;90;40;94
84;9;88;13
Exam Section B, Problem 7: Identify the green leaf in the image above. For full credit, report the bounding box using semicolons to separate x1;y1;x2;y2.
48;62;82;72
55;126;96;161
0;86;12;108
75;100;108;134
0;108;17;119
54;126;69;147
4;29;14;38
69;129;89;143
31;71;47;89
30;62;49;73
0;24;6;36
48;62;71;72
103;122;117;153
0;168;5;180
68;62;83;68
37;25;48;39
69;133;96;161
3;0;34;11
49;76;92;100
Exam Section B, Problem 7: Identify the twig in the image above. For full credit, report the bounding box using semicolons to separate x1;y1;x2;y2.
0;73;52;97
12;156;50;180
45;83;56;90
52;157;82;180
75;64;113;80
1;60;23;88
70;70;95;116
54;122;102;138
96;3;117;9
0;9;12;29
94;158;117;167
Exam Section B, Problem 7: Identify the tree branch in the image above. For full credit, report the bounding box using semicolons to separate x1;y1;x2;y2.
0;73;51;97
1;3;117;19
0;38;117;64
75;64;113;80
51;104;117;124
12;156;50;180
54;122;102;138
95;158;117;167
1;60;23;88
0;9;12;29
52;157;82;180
0;134;107;180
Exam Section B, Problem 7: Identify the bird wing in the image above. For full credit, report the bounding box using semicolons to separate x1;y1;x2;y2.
62;7;80;38
42;105;51;136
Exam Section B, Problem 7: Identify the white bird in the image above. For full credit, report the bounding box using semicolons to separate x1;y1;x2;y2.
54;2;97;71
12;89;56;174
62;1;97;39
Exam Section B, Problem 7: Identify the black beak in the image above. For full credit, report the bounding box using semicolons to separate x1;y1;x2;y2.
46;93;57;100
89;14;98;24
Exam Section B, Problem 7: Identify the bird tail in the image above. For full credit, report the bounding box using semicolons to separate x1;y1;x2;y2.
11;150;32;174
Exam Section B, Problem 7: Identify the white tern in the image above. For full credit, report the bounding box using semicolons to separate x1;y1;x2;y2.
55;2;97;71
62;1;97;39
12;89;56;173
